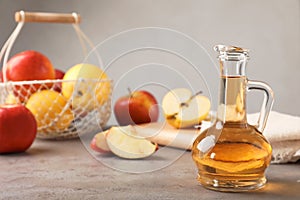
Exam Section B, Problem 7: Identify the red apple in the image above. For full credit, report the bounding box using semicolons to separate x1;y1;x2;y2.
55;68;65;79
0;104;37;154
114;90;159;126
53;68;65;92
5;50;55;101
0;72;3;82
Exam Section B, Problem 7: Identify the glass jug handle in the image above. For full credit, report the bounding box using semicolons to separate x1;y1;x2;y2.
247;80;274;133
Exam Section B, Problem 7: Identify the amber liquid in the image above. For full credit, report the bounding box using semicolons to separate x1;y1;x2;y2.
192;76;272;192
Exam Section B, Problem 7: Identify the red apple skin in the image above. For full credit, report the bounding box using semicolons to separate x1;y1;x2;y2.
6;50;55;81
90;137;103;153
55;69;65;79
154;142;159;151
0;72;3;82
0;104;37;154
90;137;109;153
114;90;159;126
53;69;65;92
5;50;55;101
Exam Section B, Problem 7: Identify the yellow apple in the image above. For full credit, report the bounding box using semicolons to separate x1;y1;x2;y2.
162;88;211;129
26;90;74;132
106;126;158;159
61;63;111;111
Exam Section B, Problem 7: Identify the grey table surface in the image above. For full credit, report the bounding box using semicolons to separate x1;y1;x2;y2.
0;138;299;200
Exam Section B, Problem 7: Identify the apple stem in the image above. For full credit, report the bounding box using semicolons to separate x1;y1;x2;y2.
127;87;133;97
190;91;203;100
180;91;202;107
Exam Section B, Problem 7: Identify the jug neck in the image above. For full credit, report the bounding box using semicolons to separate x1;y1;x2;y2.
214;45;249;124
215;44;249;77
217;75;247;124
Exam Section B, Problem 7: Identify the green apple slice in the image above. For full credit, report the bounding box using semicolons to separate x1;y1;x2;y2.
106;126;158;159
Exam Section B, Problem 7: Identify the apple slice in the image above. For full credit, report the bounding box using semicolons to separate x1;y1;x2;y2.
162;88;211;128
106;126;158;159
90;130;110;153
162;88;192;116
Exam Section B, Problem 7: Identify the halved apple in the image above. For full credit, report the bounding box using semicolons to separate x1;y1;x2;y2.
162;88;211;128
90;130;110;153
106;126;158;159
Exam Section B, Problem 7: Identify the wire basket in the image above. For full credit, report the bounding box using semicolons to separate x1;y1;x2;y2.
0;11;112;139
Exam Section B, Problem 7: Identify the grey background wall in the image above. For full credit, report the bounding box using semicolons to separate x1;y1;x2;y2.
0;0;299;124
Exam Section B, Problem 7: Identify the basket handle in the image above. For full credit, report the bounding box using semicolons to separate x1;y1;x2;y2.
1;11;103;82
15;11;81;24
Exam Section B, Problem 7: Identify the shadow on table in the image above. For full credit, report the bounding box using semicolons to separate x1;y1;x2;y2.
0;138;78;157
251;178;300;199
0;147;52;157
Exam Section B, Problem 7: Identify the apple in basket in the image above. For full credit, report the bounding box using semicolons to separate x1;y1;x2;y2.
114;90;159;126
25;90;74;132
0;104;37;153
61;63;111;114
5;50;56;101
55;69;65;79
53;68;65;92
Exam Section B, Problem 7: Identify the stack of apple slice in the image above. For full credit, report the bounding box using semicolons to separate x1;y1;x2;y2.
91;87;211;154
90;126;158;159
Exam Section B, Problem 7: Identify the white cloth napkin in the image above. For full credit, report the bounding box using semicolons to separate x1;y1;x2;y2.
248;111;300;164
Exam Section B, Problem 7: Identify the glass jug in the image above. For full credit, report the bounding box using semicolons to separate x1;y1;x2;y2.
192;45;274;192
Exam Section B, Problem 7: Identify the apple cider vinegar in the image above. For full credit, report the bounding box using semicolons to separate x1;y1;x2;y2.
192;45;274;192
192;77;272;191
192;124;272;188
